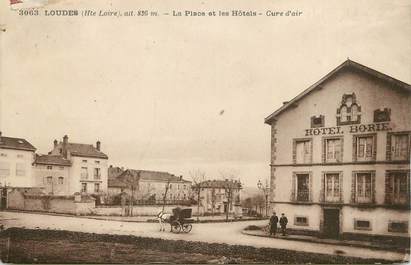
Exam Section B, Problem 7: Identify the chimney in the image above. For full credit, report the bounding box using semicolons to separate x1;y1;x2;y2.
62;135;68;158
53;139;58;148
96;140;101;151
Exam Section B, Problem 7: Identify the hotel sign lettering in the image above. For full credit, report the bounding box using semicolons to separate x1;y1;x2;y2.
304;122;391;136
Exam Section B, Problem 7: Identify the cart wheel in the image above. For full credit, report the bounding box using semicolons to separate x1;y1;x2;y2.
182;223;192;233
171;221;181;233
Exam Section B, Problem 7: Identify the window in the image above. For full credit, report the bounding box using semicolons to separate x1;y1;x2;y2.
0;162;10;177
388;221;408;233
82;160;88;163
47;165;53;170
353;134;376;162
183;185;186;190
95;161;100;164
354;219;371;230
294;216;308;226
58;177;64;185
336;93;361;125
324;137;343;163
46;176;53;184
292;173;311;202
94;183;100;193
293;139;312;164
94;168;101;179
16;163;25;176
388;133;410;161
0;153;7;157
353;172;375;204
81;167;88;179
385;171;410;205
324;173;341;202
81;183;87;193
59;166;64;170
374;108;390;122
311;115;324;128
17;154;24;158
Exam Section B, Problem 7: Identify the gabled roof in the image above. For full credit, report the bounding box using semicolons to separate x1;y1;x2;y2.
34;154;71;166
0;135;36;152
198;179;242;189
264;59;411;124
108;167;191;188
64;142;108;159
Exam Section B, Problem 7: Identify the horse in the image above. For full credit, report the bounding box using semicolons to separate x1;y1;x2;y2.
156;210;172;232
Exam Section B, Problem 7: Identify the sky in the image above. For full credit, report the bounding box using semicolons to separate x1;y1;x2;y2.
0;0;410;188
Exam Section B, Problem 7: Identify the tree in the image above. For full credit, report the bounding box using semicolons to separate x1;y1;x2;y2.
190;169;206;221
117;169;141;216
219;171;242;222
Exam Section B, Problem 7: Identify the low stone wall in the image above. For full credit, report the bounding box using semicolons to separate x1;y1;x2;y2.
94;205;199;216
7;189;95;215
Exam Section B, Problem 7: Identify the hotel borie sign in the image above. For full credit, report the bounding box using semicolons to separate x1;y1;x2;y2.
305;122;391;136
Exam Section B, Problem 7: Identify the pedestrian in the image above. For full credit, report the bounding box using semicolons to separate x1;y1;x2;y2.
120;189;128;216
279;213;288;236
269;211;278;236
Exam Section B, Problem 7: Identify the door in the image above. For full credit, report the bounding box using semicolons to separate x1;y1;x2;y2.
323;209;340;238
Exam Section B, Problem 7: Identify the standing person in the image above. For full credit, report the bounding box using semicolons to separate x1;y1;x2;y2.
120;189;128;216
279;213;288;236
269;212;279;236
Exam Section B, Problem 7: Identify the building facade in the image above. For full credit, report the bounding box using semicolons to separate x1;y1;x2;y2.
0;132;36;188
196;179;242;215
108;166;192;204
45;135;109;195
265;60;410;240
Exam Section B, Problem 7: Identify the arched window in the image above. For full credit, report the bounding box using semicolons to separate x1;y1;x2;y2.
337;93;361;125
340;106;348;122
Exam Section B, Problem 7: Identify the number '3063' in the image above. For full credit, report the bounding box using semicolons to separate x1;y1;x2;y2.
18;9;39;16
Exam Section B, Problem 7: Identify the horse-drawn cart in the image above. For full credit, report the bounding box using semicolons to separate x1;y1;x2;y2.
169;207;193;233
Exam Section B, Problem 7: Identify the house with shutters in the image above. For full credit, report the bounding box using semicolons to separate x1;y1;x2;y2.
265;59;410;241
35;135;109;195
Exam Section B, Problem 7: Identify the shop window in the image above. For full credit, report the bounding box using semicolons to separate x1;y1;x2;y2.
352;171;375;204
385;171;410;205
388;221;408;233
354;219;371;230
353;134;376;162
294;216;309;226
293;138;312;164
336;93;361;125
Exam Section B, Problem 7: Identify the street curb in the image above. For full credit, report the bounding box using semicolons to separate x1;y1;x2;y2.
2;210;266;224
241;230;410;254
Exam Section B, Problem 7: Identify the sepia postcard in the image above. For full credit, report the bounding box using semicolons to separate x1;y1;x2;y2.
0;0;410;264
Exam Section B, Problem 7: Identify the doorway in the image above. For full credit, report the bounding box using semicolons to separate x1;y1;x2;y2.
323;208;340;238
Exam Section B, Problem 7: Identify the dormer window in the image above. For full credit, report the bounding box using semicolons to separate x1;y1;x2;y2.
336;93;361;126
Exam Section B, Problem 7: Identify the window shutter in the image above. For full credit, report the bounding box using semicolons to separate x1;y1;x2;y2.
386;133;392;161
385;171;392;204
339;173;343;203
319;173;325;202
309;173;313;202
352;136;357;162
291;173;296;202
371;172;376;204
322;139;326;163
351;172;356;203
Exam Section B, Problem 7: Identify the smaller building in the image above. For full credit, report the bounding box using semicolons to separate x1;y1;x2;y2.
33;154;71;195
196;179;242;215
108;166;192;204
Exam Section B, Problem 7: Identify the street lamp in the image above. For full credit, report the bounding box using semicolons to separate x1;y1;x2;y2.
257;179;269;217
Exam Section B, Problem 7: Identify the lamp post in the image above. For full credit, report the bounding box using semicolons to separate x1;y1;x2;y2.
257;179;269;217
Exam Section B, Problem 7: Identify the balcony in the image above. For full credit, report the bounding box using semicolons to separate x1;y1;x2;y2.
296;190;309;202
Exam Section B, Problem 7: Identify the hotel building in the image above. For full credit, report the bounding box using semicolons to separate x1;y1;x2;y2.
265;60;410;240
